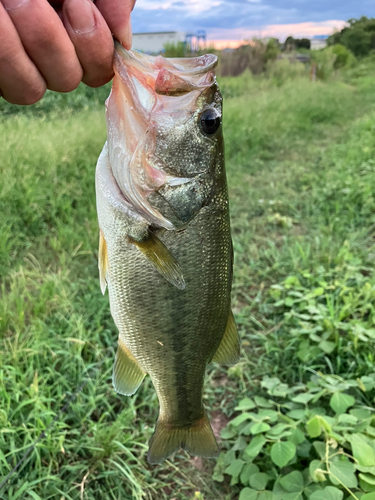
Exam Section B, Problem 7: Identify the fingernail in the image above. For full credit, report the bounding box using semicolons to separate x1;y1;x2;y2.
65;0;96;35
120;18;132;50
2;0;29;11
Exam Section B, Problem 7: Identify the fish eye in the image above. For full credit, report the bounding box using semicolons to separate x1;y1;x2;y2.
199;109;221;135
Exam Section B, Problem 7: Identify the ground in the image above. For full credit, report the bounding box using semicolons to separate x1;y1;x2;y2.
2;62;375;499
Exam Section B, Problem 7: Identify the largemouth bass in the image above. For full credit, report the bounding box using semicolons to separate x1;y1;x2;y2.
95;43;239;464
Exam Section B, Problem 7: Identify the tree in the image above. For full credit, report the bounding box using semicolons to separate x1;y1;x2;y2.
296;38;311;50
265;38;280;61
328;16;375;57
331;44;356;69
283;36;311;51
341;29;371;57
284;36;296;51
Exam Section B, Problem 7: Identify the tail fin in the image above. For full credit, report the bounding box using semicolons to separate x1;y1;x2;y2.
147;412;219;464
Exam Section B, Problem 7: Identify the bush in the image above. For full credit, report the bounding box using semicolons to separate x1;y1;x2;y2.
328;17;375;58
311;45;356;80
311;48;337;80
344;51;375;81
341;29;373;58
297;38;311;50
220;41;267;76
331;44;357;69
266;59;308;85
265;39;280;62
163;41;186;58
284;37;311;51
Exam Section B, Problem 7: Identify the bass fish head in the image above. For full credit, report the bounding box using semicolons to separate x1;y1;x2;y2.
106;43;223;229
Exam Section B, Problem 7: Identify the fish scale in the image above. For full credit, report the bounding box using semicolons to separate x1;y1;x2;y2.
96;45;240;463
109;193;230;415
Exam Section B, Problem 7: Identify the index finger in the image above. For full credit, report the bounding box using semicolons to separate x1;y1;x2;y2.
94;0;136;49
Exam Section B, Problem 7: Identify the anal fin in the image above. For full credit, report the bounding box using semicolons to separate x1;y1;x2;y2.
98;230;108;295
113;337;146;396
212;311;240;366
130;231;186;290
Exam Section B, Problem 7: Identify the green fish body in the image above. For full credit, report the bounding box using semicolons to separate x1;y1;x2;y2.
96;45;239;464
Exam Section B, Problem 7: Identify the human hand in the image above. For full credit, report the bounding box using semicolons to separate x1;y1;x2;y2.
0;0;136;105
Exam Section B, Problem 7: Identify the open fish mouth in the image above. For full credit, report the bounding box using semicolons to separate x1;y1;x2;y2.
105;43;219;230
116;44;217;93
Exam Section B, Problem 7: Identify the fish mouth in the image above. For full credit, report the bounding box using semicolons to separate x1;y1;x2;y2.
115;43;217;95
105;43;218;230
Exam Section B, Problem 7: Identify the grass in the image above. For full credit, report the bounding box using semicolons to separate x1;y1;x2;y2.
2;67;375;499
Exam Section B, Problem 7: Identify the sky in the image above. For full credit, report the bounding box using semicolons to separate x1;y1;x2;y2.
132;0;372;44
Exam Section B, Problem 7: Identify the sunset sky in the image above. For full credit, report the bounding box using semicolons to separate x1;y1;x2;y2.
132;0;371;45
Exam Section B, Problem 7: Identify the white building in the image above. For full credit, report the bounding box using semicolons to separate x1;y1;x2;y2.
311;37;328;50
132;31;186;54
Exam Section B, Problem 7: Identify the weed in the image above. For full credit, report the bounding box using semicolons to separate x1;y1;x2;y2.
2;63;375;499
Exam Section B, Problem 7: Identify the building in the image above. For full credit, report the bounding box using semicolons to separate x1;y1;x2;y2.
311;36;328;50
132;31;186;54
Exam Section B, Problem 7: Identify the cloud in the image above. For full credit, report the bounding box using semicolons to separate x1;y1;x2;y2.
136;0;222;15
132;0;371;38
207;20;348;43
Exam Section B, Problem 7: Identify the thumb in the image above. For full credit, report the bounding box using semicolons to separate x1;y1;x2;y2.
94;0;136;49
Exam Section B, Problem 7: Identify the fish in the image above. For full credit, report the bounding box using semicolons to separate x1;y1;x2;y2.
95;42;240;464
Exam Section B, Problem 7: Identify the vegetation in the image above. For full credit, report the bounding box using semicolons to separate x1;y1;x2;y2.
264;39;280;63
330;44;357;69
284;36;311;51
0;82;111;117
328;17;375;58
162;17;374;80
2;50;375;500
163;41;187;58
220;41;268;76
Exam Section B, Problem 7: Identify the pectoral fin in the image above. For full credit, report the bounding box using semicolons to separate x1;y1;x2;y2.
113;337;146;396
98;230;108;295
212;311;240;366
130;231;186;290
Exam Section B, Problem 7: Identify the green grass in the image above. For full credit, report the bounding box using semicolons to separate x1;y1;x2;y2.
2;69;375;499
